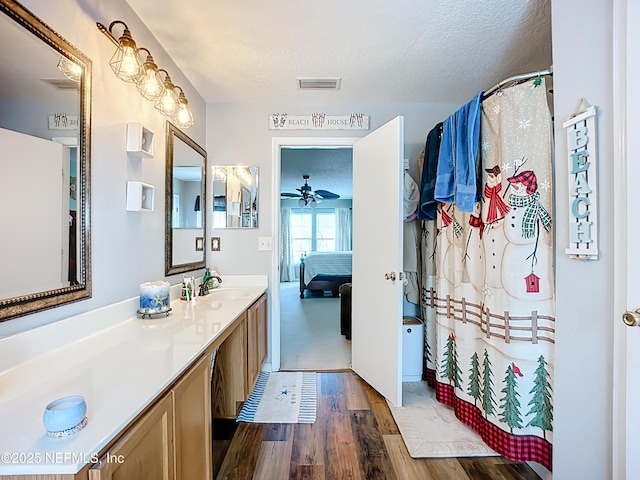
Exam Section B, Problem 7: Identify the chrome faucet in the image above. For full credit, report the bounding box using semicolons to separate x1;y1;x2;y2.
200;269;222;296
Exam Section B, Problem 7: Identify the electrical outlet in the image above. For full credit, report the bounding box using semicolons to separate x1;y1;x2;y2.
211;237;220;251
258;237;272;251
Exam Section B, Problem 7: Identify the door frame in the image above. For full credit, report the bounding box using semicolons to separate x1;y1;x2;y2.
270;136;360;372
612;0;634;477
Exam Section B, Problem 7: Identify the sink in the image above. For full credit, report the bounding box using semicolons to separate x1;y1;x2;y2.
207;288;252;301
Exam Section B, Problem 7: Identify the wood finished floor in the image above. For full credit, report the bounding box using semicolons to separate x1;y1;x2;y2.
215;371;541;480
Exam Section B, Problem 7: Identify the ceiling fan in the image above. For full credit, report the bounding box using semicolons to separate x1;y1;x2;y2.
281;175;340;208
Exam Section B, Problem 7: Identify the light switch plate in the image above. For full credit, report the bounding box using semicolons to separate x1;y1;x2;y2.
258;237;272;251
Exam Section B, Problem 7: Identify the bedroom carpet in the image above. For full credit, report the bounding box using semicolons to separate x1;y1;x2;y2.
280;281;351;370
387;381;498;458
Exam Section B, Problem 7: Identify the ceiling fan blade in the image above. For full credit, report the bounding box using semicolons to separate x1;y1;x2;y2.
314;189;340;200
281;192;301;197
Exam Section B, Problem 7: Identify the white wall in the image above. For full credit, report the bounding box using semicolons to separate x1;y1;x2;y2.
552;1;614;479
205;102;458;276
0;0;206;336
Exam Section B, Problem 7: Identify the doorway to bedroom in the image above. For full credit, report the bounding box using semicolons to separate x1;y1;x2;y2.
276;141;354;370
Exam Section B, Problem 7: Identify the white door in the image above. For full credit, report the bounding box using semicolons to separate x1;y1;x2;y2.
613;1;640;478
351;116;404;406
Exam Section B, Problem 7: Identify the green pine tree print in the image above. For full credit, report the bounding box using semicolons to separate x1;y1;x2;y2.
467;352;481;406
481;349;497;418
440;333;463;388
526;355;553;439
499;363;523;433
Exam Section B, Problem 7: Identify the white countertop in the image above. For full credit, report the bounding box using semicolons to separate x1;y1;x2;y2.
0;276;268;475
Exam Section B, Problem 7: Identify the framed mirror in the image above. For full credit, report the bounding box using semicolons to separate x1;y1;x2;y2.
0;0;92;321
165;121;206;275
212;166;259;228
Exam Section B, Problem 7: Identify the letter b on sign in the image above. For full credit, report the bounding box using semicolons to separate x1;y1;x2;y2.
569;126;589;150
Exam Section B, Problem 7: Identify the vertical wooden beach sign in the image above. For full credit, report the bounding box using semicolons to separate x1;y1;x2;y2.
563;101;599;259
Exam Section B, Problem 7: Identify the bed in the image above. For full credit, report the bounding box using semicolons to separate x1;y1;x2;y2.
299;251;352;298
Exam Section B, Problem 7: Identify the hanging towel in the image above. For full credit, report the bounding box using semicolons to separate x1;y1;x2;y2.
434;92;483;212
418;122;443;220
434;113;456;204
455;91;483;211
194;195;201;211
403;172;420;221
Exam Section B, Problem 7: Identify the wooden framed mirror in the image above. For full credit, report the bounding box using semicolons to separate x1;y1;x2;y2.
165;121;206;275
0;0;92;321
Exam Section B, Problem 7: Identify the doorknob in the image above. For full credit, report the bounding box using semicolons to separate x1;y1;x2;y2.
623;309;640;327
385;271;397;281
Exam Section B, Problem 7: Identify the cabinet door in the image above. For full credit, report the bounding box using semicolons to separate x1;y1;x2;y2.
257;294;268;369
212;312;247;418
89;394;174;480
246;299;260;393
246;293;268;394
172;353;212;480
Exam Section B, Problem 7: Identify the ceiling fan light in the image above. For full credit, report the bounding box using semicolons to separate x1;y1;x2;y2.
298;198;305;207
310;198;317;209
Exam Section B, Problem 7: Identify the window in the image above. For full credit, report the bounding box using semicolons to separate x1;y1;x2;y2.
315;212;335;251
291;209;336;261
291;212;312;261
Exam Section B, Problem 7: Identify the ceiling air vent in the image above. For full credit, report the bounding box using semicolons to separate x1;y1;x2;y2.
297;77;341;90
41;78;79;90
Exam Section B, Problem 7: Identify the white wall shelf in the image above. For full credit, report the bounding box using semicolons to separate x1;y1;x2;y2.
127;181;155;212
126;123;154;158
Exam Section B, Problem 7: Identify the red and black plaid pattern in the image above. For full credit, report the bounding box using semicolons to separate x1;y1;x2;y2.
426;368;553;471
507;170;538;195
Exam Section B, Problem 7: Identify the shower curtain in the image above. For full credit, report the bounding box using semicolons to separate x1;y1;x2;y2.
421;78;554;471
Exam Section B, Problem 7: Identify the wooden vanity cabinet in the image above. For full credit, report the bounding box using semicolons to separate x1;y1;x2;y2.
90;352;213;480
213;292;268;418
88;394;174;480
171;352;212;480
246;293;268;394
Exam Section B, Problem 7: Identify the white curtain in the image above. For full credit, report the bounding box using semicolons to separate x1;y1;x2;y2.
335;208;351;251
279;208;296;282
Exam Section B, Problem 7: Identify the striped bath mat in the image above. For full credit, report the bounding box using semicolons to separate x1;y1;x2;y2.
237;371;317;423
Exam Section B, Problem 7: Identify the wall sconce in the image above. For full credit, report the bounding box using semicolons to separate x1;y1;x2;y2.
173;86;195;128
136;48;164;101
155;69;179;117
104;21;143;83
96;20;195;127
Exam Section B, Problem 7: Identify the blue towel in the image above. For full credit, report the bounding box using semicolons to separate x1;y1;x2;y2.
434;92;484;212
434;114;456;204
418;122;443;220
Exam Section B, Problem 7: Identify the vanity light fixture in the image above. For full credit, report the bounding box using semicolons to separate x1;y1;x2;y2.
173;86;195;128
155;69;179;117
57;56;82;83
103;21;144;83
96;20;195;127
136;48;164;101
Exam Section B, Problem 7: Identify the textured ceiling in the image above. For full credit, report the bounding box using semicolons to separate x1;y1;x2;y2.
281;148;353;200
125;0;552;104
125;0;552;198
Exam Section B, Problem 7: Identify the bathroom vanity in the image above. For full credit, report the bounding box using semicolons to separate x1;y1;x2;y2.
0;276;268;479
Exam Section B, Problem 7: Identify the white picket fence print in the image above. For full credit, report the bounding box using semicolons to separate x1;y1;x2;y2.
423;287;555;344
